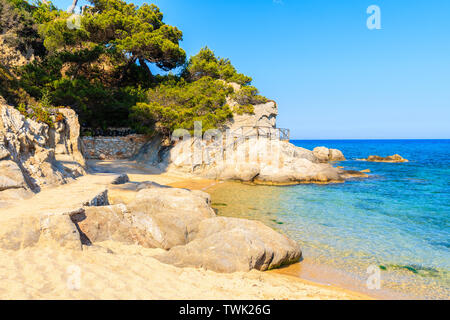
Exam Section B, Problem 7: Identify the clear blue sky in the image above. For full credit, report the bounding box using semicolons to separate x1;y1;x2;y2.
52;0;450;139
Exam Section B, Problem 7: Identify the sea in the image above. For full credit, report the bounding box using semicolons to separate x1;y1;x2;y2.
208;140;450;299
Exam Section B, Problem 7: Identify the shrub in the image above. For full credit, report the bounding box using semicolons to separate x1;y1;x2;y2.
182;47;252;85
131;77;235;135
232;85;268;106
17;102;64;128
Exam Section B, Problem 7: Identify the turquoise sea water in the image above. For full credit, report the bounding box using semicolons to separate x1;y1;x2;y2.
210;140;450;299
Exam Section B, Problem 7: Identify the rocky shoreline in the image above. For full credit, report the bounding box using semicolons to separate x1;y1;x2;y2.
0;97;374;299
357;154;409;163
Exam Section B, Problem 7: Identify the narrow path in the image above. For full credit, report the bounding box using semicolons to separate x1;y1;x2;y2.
0;173;117;220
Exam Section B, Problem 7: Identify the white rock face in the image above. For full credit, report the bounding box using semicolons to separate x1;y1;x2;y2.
155;217;302;273
70;187;302;273
136;136;349;184
313;147;346;162
132;90;350;184
74;187;216;250
0;101;86;205
226;101;278;132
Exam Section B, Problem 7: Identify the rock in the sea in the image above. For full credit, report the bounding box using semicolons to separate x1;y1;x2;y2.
358;154;409;163
313;147;346;162
339;170;370;179
329;148;346;161
155;217;302;273
74;188;216;250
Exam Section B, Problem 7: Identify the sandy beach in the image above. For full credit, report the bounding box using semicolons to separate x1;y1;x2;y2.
0;242;372;300
0;160;373;300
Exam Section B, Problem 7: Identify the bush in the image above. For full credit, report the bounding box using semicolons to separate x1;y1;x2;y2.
17;102;64;128
232;85;268;106
182;47;252;85
131;77;235;135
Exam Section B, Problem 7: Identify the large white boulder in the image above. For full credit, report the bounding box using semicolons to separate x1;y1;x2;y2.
156;217;302;273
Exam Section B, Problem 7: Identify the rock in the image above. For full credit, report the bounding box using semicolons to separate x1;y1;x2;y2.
358;154;409;163
156;217;302;273
111;174;130;185
73;188;216;250
339;170;369;179
0;188;33;208
0;160;27;191
135;136;350;185
313;147;346;162
82;189;109;207
136;181;168;191
0;144;10;160
0;213;82;251
226;101;278;131
72;204;165;248
313;147;330;163
329;149;346;161
127;188;216;248
0;103;86;196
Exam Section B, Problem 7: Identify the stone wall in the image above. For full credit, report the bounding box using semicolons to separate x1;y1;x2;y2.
82;134;148;160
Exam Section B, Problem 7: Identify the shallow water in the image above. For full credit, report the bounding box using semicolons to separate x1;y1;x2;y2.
208;140;450;299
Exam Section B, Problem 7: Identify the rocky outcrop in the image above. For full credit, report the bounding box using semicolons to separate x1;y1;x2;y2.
155;217;302;273
357;154;409;163
0;102;86;205
0;213;82;251
226;101;278;131
313;147;346;162
0;164;301;272
73;187;216;250
136;136;355;185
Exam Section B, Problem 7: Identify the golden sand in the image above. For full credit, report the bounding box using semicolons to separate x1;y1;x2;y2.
0;160;374;300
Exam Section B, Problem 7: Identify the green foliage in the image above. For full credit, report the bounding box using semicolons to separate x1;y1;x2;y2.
233;104;254;116
17;102;64;128
86;0;186;71
0;64;33;105
0;0;46;58
130;77;234;135
182;47;252;85
232;85;268;106
48;77;146;128
0;1;267;136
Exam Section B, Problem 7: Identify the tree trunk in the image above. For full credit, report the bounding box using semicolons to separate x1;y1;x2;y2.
68;0;79;14
139;58;153;80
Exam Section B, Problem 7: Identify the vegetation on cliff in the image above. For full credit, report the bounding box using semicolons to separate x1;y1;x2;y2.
0;0;266;135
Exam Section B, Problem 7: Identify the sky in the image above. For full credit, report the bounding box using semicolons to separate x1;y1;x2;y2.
52;0;450;139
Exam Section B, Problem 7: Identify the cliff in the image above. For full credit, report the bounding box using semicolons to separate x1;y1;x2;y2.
0;97;85;206
134;94;358;184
